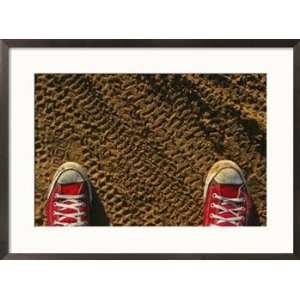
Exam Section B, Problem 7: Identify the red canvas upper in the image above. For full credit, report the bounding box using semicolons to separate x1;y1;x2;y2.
203;181;252;226
46;181;90;226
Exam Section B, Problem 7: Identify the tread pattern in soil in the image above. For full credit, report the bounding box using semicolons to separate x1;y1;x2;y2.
35;74;266;226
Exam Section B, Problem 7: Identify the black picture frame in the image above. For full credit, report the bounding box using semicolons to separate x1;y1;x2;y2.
0;39;299;260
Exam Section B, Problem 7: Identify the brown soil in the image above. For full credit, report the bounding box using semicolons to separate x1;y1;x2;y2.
35;74;266;226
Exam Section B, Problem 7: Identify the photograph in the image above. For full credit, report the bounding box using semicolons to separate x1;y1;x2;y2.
35;73;266;227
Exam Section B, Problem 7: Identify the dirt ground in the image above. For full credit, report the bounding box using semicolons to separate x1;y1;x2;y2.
35;74;266;226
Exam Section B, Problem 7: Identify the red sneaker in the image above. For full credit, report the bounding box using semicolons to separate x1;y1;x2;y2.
45;162;92;226
203;160;252;226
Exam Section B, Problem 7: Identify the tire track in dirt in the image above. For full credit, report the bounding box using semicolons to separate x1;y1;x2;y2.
35;74;266;226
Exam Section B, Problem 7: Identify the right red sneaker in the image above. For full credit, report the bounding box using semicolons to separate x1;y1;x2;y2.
45;162;92;226
202;160;253;226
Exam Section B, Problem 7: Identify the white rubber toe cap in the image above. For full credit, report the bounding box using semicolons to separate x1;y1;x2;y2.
57;169;84;184
203;160;246;198
214;168;243;184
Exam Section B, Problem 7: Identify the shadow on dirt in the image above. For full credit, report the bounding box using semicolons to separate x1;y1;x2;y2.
248;202;261;226
90;186;110;226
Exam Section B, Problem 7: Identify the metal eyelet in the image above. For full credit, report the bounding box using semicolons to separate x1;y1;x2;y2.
212;193;217;198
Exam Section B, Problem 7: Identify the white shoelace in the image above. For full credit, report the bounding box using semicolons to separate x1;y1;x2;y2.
53;193;87;226
210;193;245;226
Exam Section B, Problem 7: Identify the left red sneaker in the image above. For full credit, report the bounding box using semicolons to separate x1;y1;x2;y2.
203;160;252;226
45;162;92;226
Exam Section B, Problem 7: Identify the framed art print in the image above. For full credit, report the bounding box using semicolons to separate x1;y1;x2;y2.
0;39;299;259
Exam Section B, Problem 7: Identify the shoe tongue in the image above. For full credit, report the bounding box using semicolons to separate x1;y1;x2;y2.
59;182;86;196
55;182;88;224
213;183;243;226
216;183;241;199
